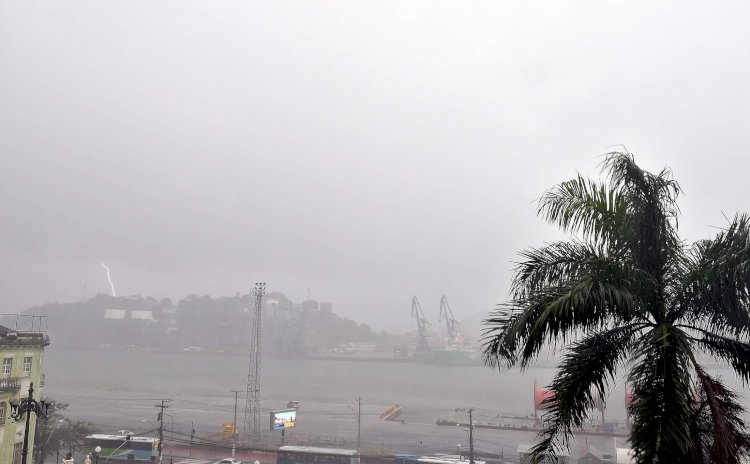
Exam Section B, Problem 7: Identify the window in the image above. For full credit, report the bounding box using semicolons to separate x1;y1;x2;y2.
2;358;12;375
0;402;5;425
23;357;32;376
13;442;22;464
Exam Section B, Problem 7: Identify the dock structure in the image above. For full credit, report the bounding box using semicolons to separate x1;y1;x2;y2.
380;404;402;421
436;419;628;438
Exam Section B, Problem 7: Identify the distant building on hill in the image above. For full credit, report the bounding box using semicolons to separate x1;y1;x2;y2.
320;302;333;316
302;299;319;312
0;315;50;464
103;309;154;320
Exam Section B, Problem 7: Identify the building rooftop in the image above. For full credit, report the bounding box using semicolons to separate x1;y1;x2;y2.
0;315;50;347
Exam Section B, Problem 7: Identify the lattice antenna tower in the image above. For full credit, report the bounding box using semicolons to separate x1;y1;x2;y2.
243;282;266;442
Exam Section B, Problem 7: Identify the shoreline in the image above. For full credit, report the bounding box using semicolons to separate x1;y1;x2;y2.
437;419;629;438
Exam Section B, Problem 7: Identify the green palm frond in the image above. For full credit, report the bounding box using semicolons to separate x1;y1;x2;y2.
603;152;681;221
690;330;750;383
512;242;653;300
483;242;651;369
520;278;631;361
537;175;627;246
603;152;682;289
483;154;750;462
629;325;695;462
692;365;750;463
681;213;750;336
529;324;643;460
512;241;601;297
481;305;526;369
483;274;642;369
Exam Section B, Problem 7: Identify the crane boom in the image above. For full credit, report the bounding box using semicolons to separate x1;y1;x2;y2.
411;296;430;355
439;295;461;343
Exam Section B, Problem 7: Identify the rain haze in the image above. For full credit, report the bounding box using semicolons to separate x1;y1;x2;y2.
4;2;750;463
2;2;750;330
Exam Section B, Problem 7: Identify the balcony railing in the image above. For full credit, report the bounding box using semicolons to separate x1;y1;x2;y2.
0;377;20;393
0;314;47;334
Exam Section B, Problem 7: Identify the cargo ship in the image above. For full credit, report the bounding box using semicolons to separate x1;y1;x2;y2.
431;344;480;365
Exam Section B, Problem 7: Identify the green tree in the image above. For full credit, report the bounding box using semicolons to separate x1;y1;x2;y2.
33;401;94;463
482;153;750;463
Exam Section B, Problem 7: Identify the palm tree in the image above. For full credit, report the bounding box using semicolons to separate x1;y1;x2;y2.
482;152;750;463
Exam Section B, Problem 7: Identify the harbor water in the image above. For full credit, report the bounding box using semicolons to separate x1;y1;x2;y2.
40;349;747;457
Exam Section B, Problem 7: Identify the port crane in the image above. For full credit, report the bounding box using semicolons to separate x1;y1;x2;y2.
411;296;431;355
439;295;461;343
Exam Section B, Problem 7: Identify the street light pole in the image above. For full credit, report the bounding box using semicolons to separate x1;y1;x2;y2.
231;389;241;440
455;407;475;464
358;397;361;455
10;382;50;464
155;399;171;464
41;418;65;463
347;398;361;455
467;408;474;464
190;421;195;457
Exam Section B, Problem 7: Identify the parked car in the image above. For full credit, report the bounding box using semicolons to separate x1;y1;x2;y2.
214;459;242;464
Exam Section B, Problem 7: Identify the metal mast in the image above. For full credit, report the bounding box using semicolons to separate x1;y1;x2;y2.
455;407;475;464
411;296;430;355
243;282;266;441
155;399;171;464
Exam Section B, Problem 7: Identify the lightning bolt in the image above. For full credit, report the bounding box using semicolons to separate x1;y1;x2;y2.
100;261;117;297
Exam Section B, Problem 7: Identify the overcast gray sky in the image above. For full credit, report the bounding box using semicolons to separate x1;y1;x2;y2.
1;1;749;332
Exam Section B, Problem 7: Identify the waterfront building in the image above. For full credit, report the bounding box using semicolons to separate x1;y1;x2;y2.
518;444;570;464
0;317;50;464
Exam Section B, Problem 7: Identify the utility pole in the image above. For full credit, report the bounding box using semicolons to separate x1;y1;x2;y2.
455;407;475;464
468;408;474;464
347;397;362;455
357;397;361;455
155;399;172;464
190;421;194;457
231;389;242;440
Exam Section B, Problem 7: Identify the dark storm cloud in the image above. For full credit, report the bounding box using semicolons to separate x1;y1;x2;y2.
1;1;749;330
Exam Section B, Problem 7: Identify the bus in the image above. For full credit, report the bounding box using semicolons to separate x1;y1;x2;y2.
85;433;160;462
278;446;359;464
394;454;486;464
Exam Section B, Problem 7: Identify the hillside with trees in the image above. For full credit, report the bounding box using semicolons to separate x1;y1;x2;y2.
13;292;396;356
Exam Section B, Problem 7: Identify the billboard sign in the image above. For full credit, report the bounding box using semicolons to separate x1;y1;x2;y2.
270;408;297;431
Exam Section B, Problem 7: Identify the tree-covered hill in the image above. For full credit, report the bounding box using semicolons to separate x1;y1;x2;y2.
11;292;394;355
